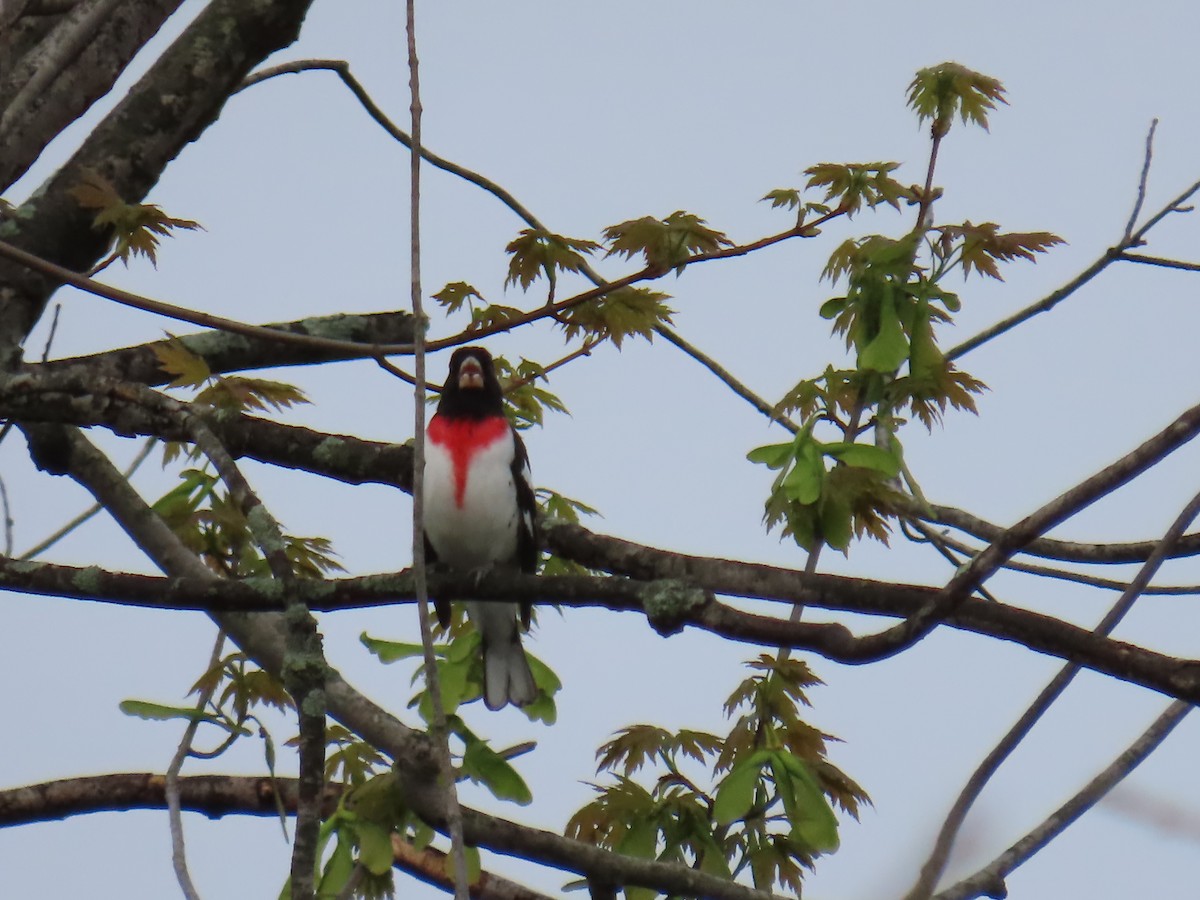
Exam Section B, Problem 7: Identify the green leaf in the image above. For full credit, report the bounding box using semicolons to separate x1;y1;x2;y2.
907;62;1007;134
818;297;846;320
818;490;853;552
360;633;432;664
858;292;909;372
460;732;533;805
822;442;901;477
118;699;231;729
761;188;803;210
432;281;484;313
151;338;211;389
771;751;840;853
505;229;601;290
780;442;824;505
804;162;909;215
353;820;396;876
713;751;771;825
71;168;202;267
315;830;356;897
936;221;1064;280
558;287;674;348
603;210;732;273
746;441;794;470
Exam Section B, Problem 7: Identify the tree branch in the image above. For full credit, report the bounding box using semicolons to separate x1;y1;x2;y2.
932;700;1192;900
38;310;416;384
0;0;320;367
24;424;775;900
905;483;1200;899
0;0;183;192
948;123;1200;361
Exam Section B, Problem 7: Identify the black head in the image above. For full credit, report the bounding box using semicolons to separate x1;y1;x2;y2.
436;346;503;418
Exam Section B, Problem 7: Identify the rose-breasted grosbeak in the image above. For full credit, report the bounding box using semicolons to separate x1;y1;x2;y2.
423;346;538;710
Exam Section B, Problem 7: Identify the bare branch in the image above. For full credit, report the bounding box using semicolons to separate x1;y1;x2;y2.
932;700;1191;900
1122;119;1158;242
905;483;1200;899
0;238;416;358
948;155;1200;360
39;310;416;384
811;397;1200;662
1117;251;1200;273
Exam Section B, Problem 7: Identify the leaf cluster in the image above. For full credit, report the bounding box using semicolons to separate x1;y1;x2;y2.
602;211;732;274
750;426;907;552
70;169;201;267
906;61;1007;136
490;355;570;430
804;162;913;216
122;649;295;827
505;229;601;291
361;629;561;727
933;221;1065;280
557;286;674;348
566;654;867;894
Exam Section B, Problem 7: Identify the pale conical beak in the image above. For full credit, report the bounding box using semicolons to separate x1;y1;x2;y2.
458;357;485;390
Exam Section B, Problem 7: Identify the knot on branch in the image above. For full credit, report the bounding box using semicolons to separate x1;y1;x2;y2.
639;578;707;636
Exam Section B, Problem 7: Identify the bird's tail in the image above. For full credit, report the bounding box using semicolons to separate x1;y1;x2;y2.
468;601;538;710
482;635;537;710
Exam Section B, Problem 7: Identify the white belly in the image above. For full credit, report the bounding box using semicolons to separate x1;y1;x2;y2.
424;432;520;570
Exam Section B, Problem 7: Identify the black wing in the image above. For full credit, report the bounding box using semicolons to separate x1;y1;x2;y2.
511;428;538;629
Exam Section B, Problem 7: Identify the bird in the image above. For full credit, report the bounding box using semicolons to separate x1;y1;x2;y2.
422;346;539;710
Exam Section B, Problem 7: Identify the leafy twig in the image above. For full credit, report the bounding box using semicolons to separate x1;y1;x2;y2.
239;57;806;428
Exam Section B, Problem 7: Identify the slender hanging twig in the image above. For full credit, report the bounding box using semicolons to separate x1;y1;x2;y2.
404;3;470;897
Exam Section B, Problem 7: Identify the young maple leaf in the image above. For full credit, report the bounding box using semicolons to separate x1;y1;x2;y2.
936;221;1064;280
70;169;202;267
804;162;910;216
558;286;674;348
431;281;484;314
907;62;1007;135
603;210;732;274
505;228;601;291
151;337;211;389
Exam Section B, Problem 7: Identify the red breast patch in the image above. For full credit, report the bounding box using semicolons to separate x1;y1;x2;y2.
428;415;510;507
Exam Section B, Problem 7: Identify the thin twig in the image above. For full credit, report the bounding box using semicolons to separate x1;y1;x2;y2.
904;483;1200;900
404;5;470;898
0;476;13;556
932;700;1191;900
39;302;61;362
1122;119;1158;242
949;121;1200;361
19;437;155;560
840;399;1200;663
166;632;226;900
0;238;412;357
1117;251;1200;273
913;526;1200;596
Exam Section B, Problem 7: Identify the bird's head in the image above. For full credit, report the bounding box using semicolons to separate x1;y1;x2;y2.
438;346;503;417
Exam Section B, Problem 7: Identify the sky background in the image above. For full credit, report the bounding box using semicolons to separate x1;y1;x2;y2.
3;1;1200;897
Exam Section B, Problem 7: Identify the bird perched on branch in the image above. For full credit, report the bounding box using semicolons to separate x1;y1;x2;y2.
423;346;539;710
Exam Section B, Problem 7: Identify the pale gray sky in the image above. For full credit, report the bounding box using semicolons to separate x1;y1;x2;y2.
4;1;1200;898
